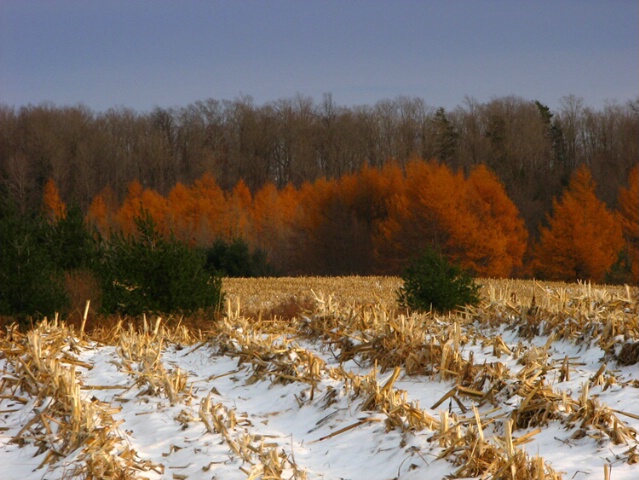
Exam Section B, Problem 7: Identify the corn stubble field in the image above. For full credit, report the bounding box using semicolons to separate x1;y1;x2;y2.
1;277;638;479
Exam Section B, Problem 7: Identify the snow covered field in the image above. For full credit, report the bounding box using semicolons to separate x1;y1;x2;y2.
1;278;637;479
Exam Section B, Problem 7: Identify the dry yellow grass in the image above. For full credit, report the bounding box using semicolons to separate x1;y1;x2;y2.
223;276;402;314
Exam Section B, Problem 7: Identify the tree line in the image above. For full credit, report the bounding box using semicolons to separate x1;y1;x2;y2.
43;158;638;284
1;94;637;239
0;95;637;285
0;149;636;321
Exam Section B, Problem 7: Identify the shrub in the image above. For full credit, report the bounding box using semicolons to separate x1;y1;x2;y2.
397;248;480;313
98;213;224;316
204;237;275;277
64;269;102;320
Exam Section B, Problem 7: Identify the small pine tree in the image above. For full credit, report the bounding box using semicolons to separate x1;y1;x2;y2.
98;212;224;316
397;248;480;314
0;199;67;320
46;203;99;271
204;238;275;277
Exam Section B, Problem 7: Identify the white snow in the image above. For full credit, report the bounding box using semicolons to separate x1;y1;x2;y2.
1;319;638;480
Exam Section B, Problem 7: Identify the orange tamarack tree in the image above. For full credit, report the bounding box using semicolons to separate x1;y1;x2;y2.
533;165;624;283
41;178;67;222
615;164;639;283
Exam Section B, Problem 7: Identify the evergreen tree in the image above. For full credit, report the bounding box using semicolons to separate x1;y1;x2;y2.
0;195;67;319
534;101;567;172
432;107;459;164
98;212;224;315
204;238;274;277
46;203;99;271
397;247;480;314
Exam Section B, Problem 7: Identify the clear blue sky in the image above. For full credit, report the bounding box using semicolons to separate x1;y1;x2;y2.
1;0;637;113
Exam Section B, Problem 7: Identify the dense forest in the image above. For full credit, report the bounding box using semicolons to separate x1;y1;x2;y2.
1;94;638;284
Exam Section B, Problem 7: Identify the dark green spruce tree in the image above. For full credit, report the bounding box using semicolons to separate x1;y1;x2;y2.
98;212;224;316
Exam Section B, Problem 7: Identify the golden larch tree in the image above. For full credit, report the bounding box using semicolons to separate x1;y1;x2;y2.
289;177;340;273
466;165;528;277
87;186;118;236
276;182;302;270
292;177;335;243
278;182;301;226
617;164;639;283
166;174;227;246
377;159;528;277
222;179;253;241
376;160;458;267
42;178;67;222
140;188;169;236
166;182;201;245
191;173;227;245
533;165;623;282
115;180;145;236
251;182;283;250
